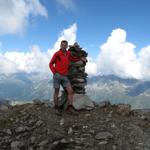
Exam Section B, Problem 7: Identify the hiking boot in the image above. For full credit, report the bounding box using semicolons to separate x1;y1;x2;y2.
54;105;62;116
55;109;62;116
66;105;79;116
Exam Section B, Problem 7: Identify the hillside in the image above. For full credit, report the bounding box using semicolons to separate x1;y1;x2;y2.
0;73;150;108
0;101;150;150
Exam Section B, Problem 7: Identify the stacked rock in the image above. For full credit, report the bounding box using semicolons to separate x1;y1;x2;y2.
59;42;92;110
68;42;88;94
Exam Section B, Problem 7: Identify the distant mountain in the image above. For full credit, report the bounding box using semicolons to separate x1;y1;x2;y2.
87;75;150;109
127;81;150;96
0;73;150;109
0;72;53;101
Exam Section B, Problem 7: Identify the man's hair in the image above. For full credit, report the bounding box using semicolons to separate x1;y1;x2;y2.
61;40;68;44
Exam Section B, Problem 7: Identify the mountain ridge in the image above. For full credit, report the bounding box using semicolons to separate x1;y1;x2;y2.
0;73;150;109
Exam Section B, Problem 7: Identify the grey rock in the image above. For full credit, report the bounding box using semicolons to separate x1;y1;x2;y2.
98;101;111;108
73;94;95;110
38;139;48;146
116;104;131;116
98;140;108;145
0;104;9;111
68;127;73;134
30;137;36;144
52;140;59;145
60;138;69;144
95;131;114;140
70;61;84;67
3;129;12;135
72;83;86;88
11;141;24;149
15;126;27;133
72;78;85;83
36;120;43;127
33;99;44;105
60;118;65;126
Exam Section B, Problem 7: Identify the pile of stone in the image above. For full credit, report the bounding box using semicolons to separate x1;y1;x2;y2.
59;42;94;110
68;42;88;94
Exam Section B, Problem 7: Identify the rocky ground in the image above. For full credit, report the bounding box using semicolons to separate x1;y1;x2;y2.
0;101;150;150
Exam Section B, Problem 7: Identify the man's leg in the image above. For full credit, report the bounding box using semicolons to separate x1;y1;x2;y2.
65;85;78;115
61;75;78;115
53;88;62;116
53;73;61;108
65;85;73;106
53;88;59;108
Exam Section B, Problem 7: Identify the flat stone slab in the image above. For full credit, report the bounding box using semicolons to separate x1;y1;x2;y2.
72;94;95;110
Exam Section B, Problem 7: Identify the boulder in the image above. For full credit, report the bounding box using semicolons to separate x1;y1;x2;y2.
72;94;95;110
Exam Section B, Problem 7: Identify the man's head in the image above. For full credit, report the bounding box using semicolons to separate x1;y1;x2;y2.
60;40;68;51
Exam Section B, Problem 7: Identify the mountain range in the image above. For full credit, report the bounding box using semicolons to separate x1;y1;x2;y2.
0;72;150;109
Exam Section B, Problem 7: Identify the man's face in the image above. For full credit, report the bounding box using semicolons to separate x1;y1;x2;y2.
60;42;68;51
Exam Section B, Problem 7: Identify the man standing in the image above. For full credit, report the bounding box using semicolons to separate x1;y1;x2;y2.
49;40;77;115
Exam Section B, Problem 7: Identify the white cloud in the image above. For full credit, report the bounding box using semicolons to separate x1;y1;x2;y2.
0;23;77;75
86;57;98;76
97;28;142;79
0;53;18;74
1;25;150;81
0;45;49;74
138;46;150;80
27;0;48;17
55;0;76;10
48;23;77;57
0;0;47;35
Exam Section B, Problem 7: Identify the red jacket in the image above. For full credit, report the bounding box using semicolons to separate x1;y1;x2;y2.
49;50;79;76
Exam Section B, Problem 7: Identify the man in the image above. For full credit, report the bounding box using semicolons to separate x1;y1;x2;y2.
49;40;78;115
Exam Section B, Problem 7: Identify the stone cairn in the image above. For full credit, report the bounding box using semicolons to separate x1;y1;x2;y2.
68;42;88;94
60;42;88;109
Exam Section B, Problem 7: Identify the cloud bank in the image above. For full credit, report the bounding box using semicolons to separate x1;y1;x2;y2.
86;28;150;80
0;23;77;75
1;23;150;80
0;45;49;74
97;28;142;79
138;46;150;80
0;0;47;35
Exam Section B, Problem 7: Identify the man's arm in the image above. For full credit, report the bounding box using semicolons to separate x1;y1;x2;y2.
68;51;80;62
49;53;57;74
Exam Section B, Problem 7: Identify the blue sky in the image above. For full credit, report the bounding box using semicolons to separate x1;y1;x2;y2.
1;0;150;80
